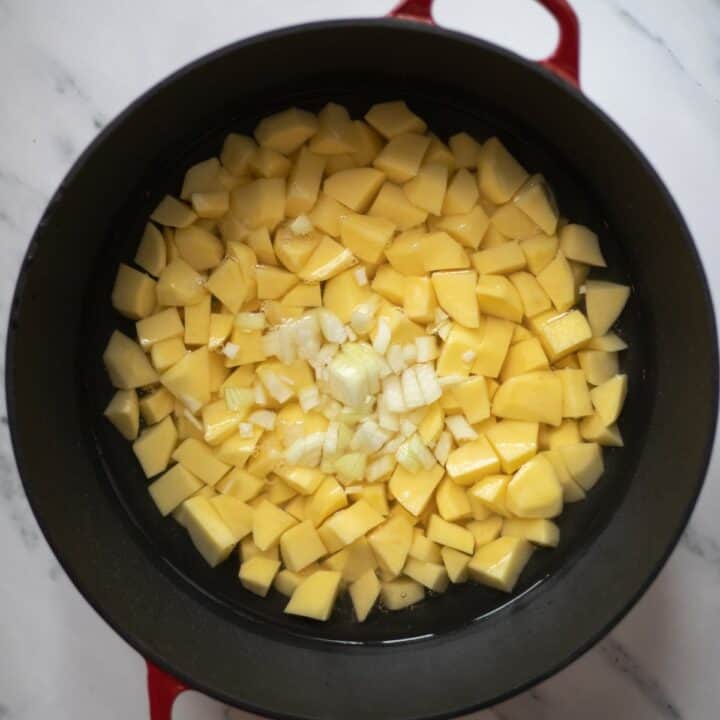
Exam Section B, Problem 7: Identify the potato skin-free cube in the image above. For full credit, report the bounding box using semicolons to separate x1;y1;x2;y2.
588;374;627;426
486;420;539;473
339;213;395;264
174;225;224;271
557;368;593;418
436;477;472;522
380;578;425;610
149;464;203;516
173;437;230;486
434;205;489;250
467;536;534;592
368;515;413;577
403;557;449;593
230;178;285;230
388;463;443;516
427;514;475;554
537;252;576;312
559;224;606;267
577;350;619;386
324;168;385;213
136;308;184;349
112;264;156;320
520;233;558;274
421;232;470;272
281;521;328;571
183;495;238;567
478;137;529;204
151;195;197;228
349;568;381;621
558;442;604;491
492;371;563;426
135;222;167;277
443;168;479;215
506;454;563;518
509;271;551;317
513;174;558;235
161;345;210;410
308;476;348;526
404;276;437;323
322;500;384;548
365;100;426;138
253;500;297;551
500;337;548;381
240;556;281;597
104;389;140;440
579;414;624;447
404;162;448;215
373;133;430;184
585;280;630;337
132;416;177;478
372;265;407;306
369;181;428;230
466;515;504;546
502;518;559;547
254;107;318;155
284;570;342;620
475;274;523;323
156;258;207;307
490;204;538;242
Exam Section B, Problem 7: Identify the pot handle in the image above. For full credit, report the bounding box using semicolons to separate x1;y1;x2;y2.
389;0;580;87
147;661;188;720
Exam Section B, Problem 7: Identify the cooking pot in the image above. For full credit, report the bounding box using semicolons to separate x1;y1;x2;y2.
7;1;717;718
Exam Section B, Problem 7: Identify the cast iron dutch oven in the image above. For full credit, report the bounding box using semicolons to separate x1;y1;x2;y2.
6;1;718;718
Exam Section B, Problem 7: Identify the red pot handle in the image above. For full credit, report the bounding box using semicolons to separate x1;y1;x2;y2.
390;0;580;87
147;661;188;720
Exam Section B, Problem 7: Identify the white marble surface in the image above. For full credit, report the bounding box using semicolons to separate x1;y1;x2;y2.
1;0;720;718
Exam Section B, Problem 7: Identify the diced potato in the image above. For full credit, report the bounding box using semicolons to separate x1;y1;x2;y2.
280;521;328;571
254;107;318;155
513;175;558;235
443;168;479;215
135;223;167;277
274;566;316;596
103;331;159;389
217;467;265;502
509;271;551;317
322;500;384;548
537;252;575;312
139;387;174;425
248;147;291;179
371;265;406;306
506;454;563;518
368;181;428;229
367;515;413;577
253;500;297;551
183;495;237;567
230;178;285;230
156;258;207;307
111;264;156;320
351;120;384;166
586;332;628;352
200;399;244;446
466;515;504;546
439;547;470;583
183;297;211;346
403;276;437;323
577;350;619;386
490;204;538;241
174;225;224;271
373;133;430;183
265;478;296;505
191;191;229;219
467;536;534;592
473;242;526;275
468;475;511;517
161;346;210;410
559;224;606;266
307;193;349;237
558;442;604;491
104;389;140;441
220;134;256;176
339;213;395;264
449;132;482;168
500;337;549;381
281;283;322;308
365;100;426;139
502;517;559;547
285;570;342;620
590;374;628;426
151;195;197;228
477;138;529;204
427;514;475;554
492;371;563;426
421;232;470;272
520;233;558;274
408;529;442;563
436;476;473;522
429;270;478;328
556;368;593;418
384;230;426;275
539;419;582;450
208;495;253;541
433;205;489;250
403;162;448;215
541;449;585;502
349;568;381;621
388;463;443;516
403;557;449;592
324;167;385;212
308;476;348;526
585;280;630;336
532;309;592;361
274;228;319;272
298;236;357;282
486;420;538;473
173;437;230;486
240;556;281;597
472;317;515;378
136;308;184;349
579;414;624;446
475;275;523;323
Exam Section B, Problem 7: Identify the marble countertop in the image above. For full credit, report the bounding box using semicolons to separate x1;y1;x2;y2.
2;0;720;718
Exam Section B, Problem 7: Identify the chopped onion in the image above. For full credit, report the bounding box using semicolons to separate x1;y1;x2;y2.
298;384;321;412
408;433;436;470
248;409;276;430
253;382;268;406
434;308;449;324
350;419;388;454
402;343;418;364
382;375;406;413
222;342;239;359
351;303;375;335
318;309;347;344
277;322;297;364
323;421;340;456
320;399;342;420
437;322;451;341
224;387;254;412
396;440;422;473
401;367;424;409
285;432;325;467
289;214;313;235
438;374;465;387
381;434;405;455
335;452;367;485
262;330;280;358
400;419;417;437
258;368;294;403
366;455;396;483
372;317;391;354
415;363;443;404
433;431;453;464
345;325;357;341
238;422;254;437
387;344;406;374
415;335;438;362
235;312;266;331
294;314;321;359
354;266;368;286
377;396;400;432
446;414;478;442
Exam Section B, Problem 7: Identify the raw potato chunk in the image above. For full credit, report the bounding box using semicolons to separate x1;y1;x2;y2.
104;389;139;440
558;442;604;491
500;337;549;380
557;368;593;418
161;346;211;410
587;332;628;352
506;455;563;518
285;570;342;620
404;557;449;592
324;168;385;212
585;280;630;336
240;556;281;597
436;477;472;522
373;133;430;183
432;270;479;328
477;137;529;204
281;521;328;571
467;536;534;592
174;226;223;271
339;213;395;263
486;420;539;473
520;233;558;274
310;103;357;155
578;350;619;386
156;258;206;307
509;271;551;317
365;100;427;138
455;376;490;424
490;204;538;241
559;224;606;266
513;175;558;235
502;518;559;547
135;223;167;277
590;374;628;426
254;107;319;155
351;121;384;166
253;500;297;551
403;162;448;215
445;437;500;486
579;414;624;447
475;275;523;323
183;496;238;567
368;515;413;577
449;132;482;168
537;252;575;312
230;179;285;230
285;148;326;217
151;195;197;228
298;236;356;282
111;264;156;320
349;568;381;621
221;134;256;176
443;168;479;215
369;181;428;229
433;205;490;250
492;371;563;426
441;547;471;583
466;516;504;545
389;464;443;516
421;232;469;272
323;501;384;547
103;331;159;389
473;242;526;275
149;464;203;516
172;438;230;486
532;309;592;361
210;495;254;541
472;317;515;378
381;578;425;610
469;475;511;517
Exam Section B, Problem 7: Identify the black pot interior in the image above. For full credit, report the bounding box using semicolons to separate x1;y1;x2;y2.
8;21;715;718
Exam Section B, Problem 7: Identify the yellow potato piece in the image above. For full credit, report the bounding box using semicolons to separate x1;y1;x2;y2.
559;224;606;266
135;222;167;277
373;133;431;183
174;225;224;272
156;258;206;307
490;204;538;241
308;476;349;526
436;476;473;522
425;134;455;169
427;514;475;554
150;337;186;373
280;521;328;572
368;181;428;229
274;228;320;272
191;191;229;220
339;213;395;264
380;578;425;610
384;230;426;275
149;464;203;516
449;132;482;168
307;192;349;237
558;442;604;491
368;515;413;577
404;557;449;593
210;495;254;541
183;495;237;567
230;178;285;230
104;389;140;440
254;107;319;155
509;271;552;317
349;568;381;622
285;570;342;620
256;265;298;300
403;162;448;215
298;236;356;282
139;387;174;425
590;374;628;426
577;349;619;386
585;280;630;337
500;337;549;381
309;103;358;155
151;195;197;228
531;309;592;361
492;371;563;426
443;168;479;215
404;276;437;323
586;332;628;352
217;467;265;502
472;241;526;275
579;413;624;447
182;297;210;346
249;147;291;179
468;475;512;518
502;518;559;547
220;133;256;176
506;454;563;518
389;463;443;516
541;449;585;502
324;167;385;212
555;367;592;418
253;500;297;551
161;346;210;410
351;120;384;166
466;515;504;546
111;264;156;320
323;268;374;322
103;331;158;389
409;529;442;563
445;436;500;486
441;546;471;583
475;275;524;323
472;317;515;378
467;536;534;592
132;415;178;479
477;137;529;204
322;500;384;548
513;175;558;235
486;420;539;473
371;265;406;306
240;556;281;597
430;270;478;328
365;100;426;139
536;252;575;312
173;437;230;486
421;232;470;272
519;233;559;274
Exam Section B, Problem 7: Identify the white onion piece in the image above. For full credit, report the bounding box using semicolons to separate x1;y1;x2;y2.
415;335;438;362
401;367;424;409
258;369;294;403
237;422;254;437
222;342;239;359
415;363;443;404
235;312;266;331
446;414;478;442
400;419;417;437
298;384;321;412
354;266;368;286
372;317;392;355
402;343;417;364
285;432;325;467
382;375;406;413
366;454;396;483
387;344;406;374
433;431;453;464
318;309;347;344
289;214;313;235
350;419;388;454
248;409;276;430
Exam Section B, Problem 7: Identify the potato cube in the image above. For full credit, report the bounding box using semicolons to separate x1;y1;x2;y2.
490;204;538;241
373;133;430;183
421;232;470;272
135;223;167;277
365;100;426;138
579;414;624;447
220;133;256;176
502;518;559;547
274;566;316;597
441;547;471;583
274;228;320;272
367;515;413;577
156;258;207;307
506;454;563;518
586;332;628;352
309;103;357;155
590;374;628;426
466;515;504;546
183;495;237;567
191;191;229;219
477;138;528;204
339;213;395;263
216;467;265;502
384;230;426;275
486;420;539;473
298;236;356;283
308;193;350;237
206;495;252;542
442;168;479;215
468;475;512;517
500;337;549;381
509;271;551;317
408;529;442;563
388;463;443;516
151;195;197;228
404;276;437;323
475;275;523;323
248;147;291;179
204;259;247;313
335;537;378;582
559;224;606;266
252;500;297;551
541;449;585;502
403;557;449;593
585;280;630;337
380;578;425;610
179;158;223;199
536;251;576;312
136;308;184;349
284;570;342;620
577;350;619;386
436;476;472;522
538;419;582;450
556;368;593;418
492;371;563;426
104;389;140;441
371;265;407;306
427;514;475;554
172;438;229;486
454;376;490;424
322;500;384;548
433;205;489;250
324;167;385;212
254;107;318;155
111;264;156;320
174;225;224;271
467;536;534;592
513;175;558;235
520;233;558;274
368;181;428;229
532;309;592;361
139;387;174;425
472;316;515;378
557;442;604;491
308;476;348;526
132;415;177;478
403;162;448;215
240;556;281;597
230;178;285;230
472;242;526;275
349;568;381;622
255;265;297;300
161;346;210;410
281;283;322;308
350;120;384;166
184;296;211;346
280;521;328;572
448;132;482;168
